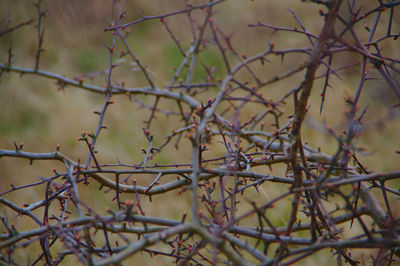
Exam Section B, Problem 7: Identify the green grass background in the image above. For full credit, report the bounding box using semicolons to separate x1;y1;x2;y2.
0;0;399;265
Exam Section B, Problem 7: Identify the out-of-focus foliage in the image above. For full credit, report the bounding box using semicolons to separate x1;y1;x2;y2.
1;0;399;265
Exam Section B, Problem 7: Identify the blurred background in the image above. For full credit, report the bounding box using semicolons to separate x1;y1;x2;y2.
1;0;399;265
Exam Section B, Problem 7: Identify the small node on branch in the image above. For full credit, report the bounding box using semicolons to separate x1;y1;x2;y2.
143;128;153;141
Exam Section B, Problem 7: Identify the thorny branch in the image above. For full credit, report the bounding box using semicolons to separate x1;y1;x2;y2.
1;0;399;265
